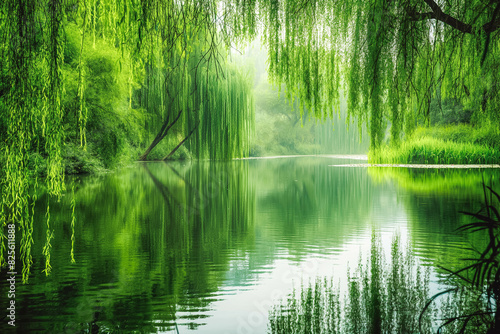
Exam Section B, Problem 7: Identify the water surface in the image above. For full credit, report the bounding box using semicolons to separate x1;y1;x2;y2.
1;156;498;333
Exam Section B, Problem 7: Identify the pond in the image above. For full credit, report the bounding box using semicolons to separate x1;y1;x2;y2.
1;156;499;333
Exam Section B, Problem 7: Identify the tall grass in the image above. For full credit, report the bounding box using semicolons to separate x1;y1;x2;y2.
268;235;438;333
370;136;500;164
415;124;500;150
370;124;500;164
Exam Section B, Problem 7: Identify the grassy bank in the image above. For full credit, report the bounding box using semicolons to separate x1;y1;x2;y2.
369;125;500;164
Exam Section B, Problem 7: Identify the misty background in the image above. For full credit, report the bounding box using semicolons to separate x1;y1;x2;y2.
231;41;369;157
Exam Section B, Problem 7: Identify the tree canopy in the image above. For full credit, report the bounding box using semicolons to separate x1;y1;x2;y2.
0;0;254;280
246;0;500;148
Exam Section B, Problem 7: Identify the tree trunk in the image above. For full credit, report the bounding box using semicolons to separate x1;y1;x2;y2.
163;122;199;160
138;109;183;161
138;142;158;161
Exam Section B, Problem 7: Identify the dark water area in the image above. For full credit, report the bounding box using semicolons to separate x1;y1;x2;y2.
1;156;499;333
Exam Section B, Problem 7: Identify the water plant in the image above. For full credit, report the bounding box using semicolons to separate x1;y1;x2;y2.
421;183;500;333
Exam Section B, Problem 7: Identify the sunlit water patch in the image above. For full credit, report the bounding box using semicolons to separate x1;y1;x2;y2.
1;156;498;333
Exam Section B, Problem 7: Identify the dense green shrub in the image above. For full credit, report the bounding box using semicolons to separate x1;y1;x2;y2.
59;24;144;172
429;97;472;126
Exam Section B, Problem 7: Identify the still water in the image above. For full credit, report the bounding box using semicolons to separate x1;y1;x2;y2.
1;156;499;333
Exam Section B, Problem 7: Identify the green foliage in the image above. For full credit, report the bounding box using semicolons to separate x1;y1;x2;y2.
429;97;472;126
421;184;500;332
3;0;500;282
230;0;500;150
62;142;105;174
136;40;255;160
414;125;500;150
0;0;255;279
370;123;500;164
61;23;144;170
0;0;68;281
370;136;500;164
147;135;192;161
189;62;255;160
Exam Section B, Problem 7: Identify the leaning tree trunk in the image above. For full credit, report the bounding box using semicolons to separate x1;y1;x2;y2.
163;122;199;160
139;109;183;161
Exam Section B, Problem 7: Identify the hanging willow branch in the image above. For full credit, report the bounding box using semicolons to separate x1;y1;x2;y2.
226;0;500;149
2;0;499;282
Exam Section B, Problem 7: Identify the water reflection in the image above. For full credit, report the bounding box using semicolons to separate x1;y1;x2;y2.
368;167;499;271
269;235;435;334
0;157;497;333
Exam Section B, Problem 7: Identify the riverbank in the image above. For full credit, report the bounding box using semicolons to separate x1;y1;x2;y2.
369;125;500;164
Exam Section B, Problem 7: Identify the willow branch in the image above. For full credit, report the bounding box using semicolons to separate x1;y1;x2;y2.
409;0;500;35
410;0;472;34
481;1;500;64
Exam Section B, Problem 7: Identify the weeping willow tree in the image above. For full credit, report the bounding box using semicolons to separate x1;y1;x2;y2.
226;0;500;149
0;0;67;282
189;63;254;160
2;0;499;281
137;33;254;161
0;0;253;281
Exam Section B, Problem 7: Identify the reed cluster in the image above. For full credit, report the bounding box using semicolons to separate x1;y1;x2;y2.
422;184;500;332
